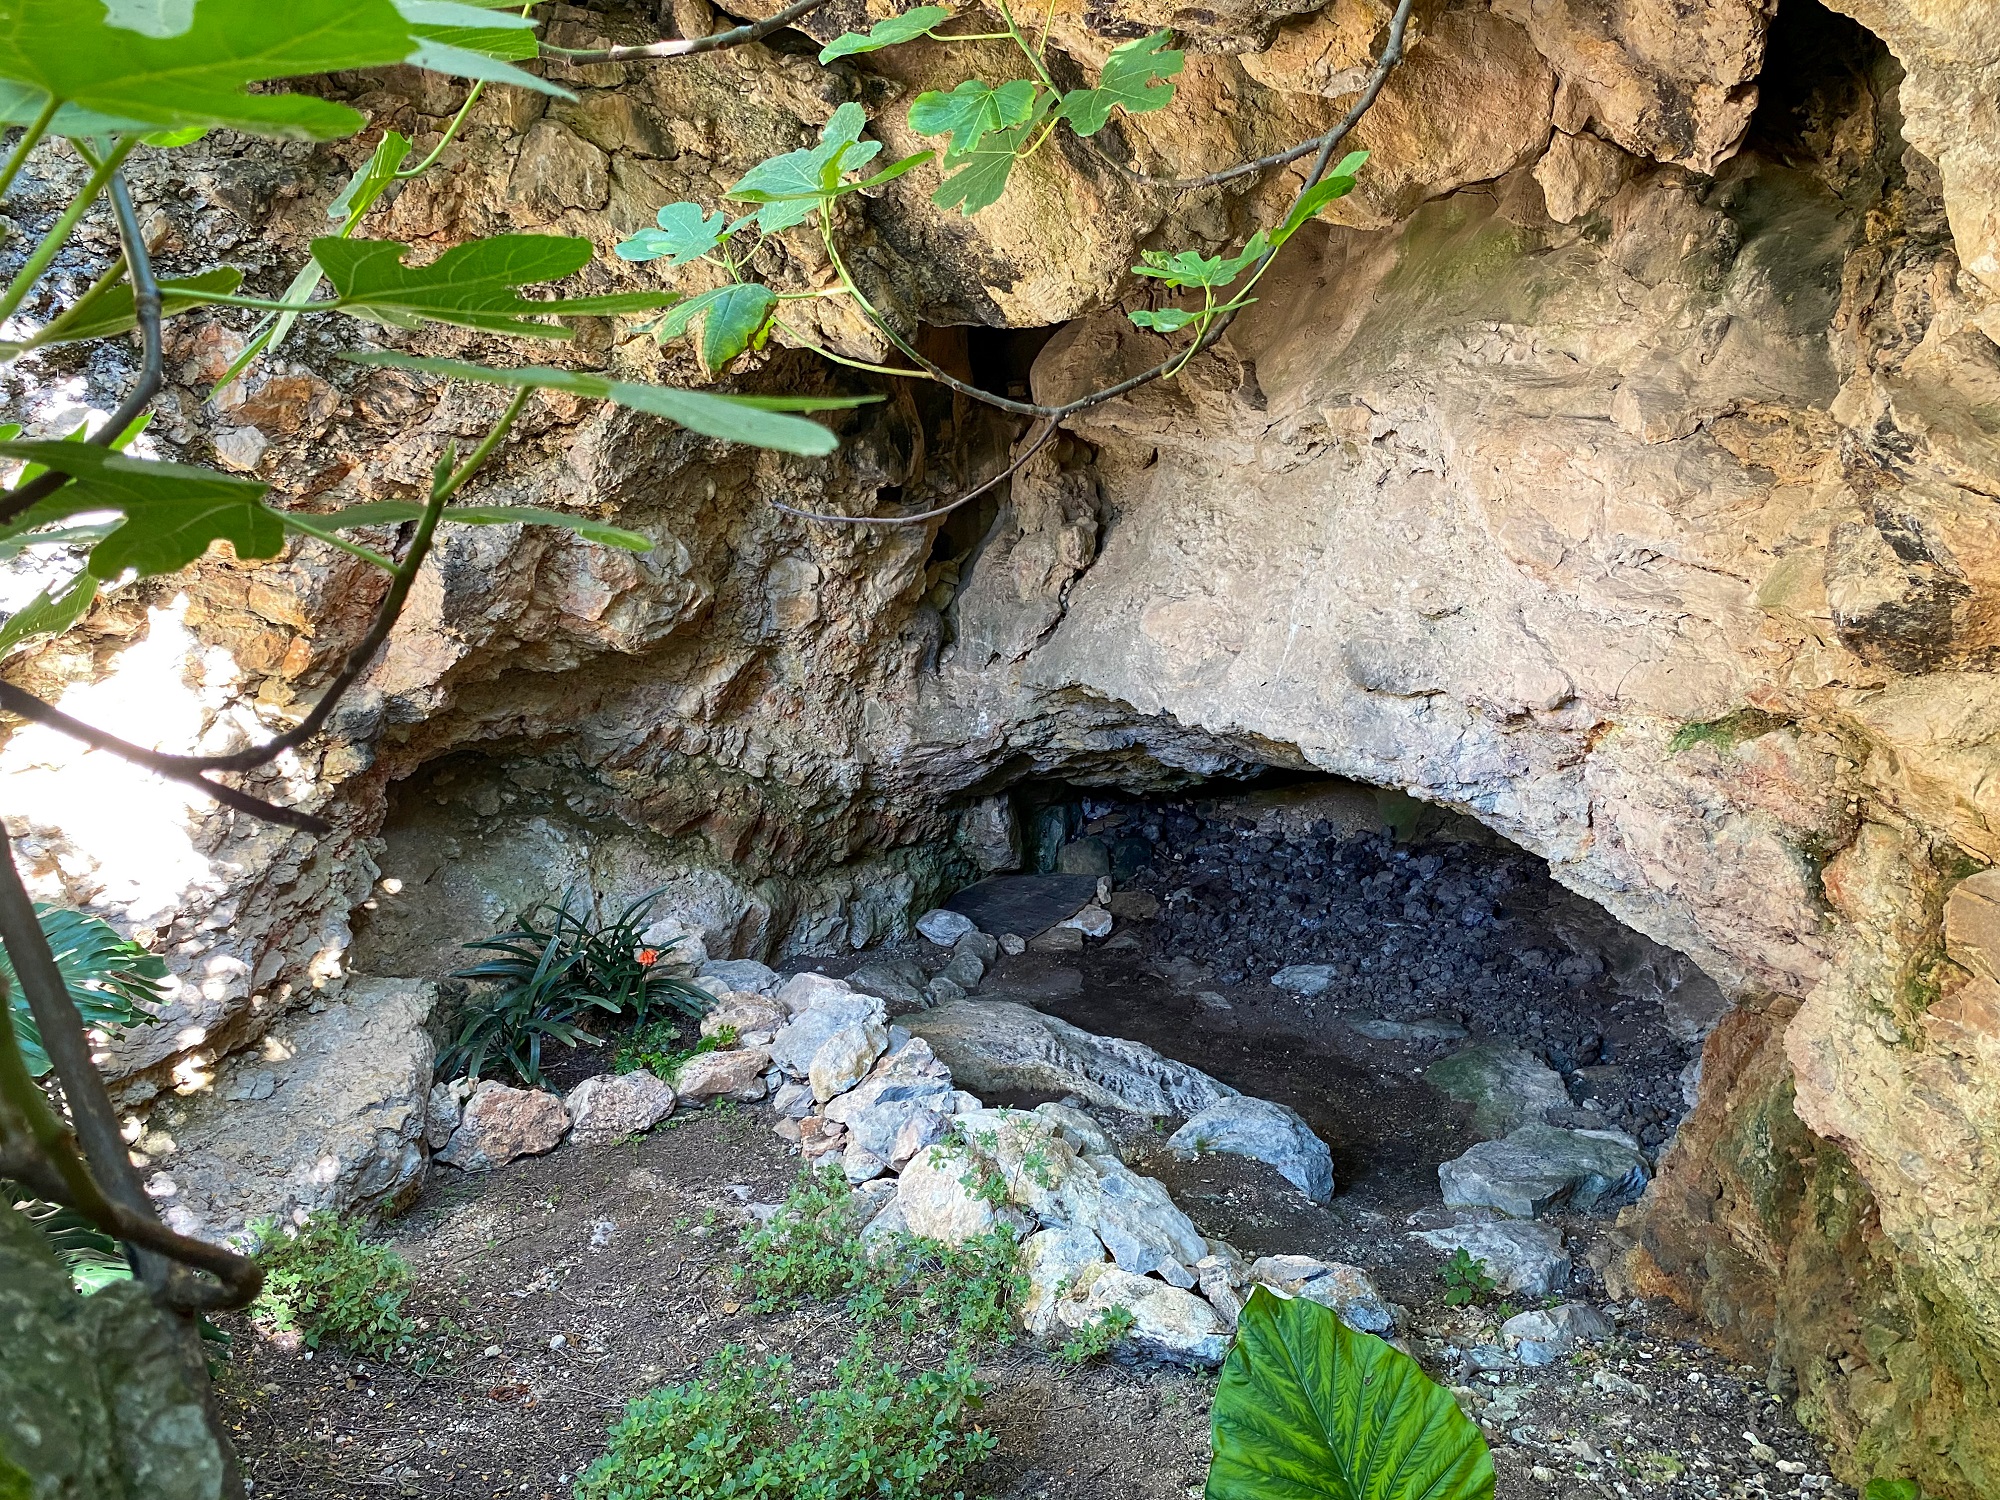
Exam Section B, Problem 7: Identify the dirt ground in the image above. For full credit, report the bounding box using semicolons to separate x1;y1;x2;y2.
219;809;1858;1500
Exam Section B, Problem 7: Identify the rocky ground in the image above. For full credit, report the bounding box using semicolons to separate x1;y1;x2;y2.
218;791;1853;1498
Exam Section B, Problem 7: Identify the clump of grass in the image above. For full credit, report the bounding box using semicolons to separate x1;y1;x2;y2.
251;1214;417;1361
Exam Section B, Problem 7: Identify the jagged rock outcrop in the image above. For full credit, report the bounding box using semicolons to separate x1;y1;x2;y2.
4;0;1998;1490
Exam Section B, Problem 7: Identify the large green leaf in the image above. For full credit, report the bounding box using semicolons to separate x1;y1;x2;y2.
25;267;244;349
343;353;878;456
3;902;169;1079
616;202;735;267
286;499;651;552
1056;30;1182;137
819;5;950;62
1206;1288;1494;1500
729;103;881;232
932;91;1051;216
0;572;95;658
0;0;417;140
908;78;1038;159
313;236;679;336
0;441;283;579
697;284;777;374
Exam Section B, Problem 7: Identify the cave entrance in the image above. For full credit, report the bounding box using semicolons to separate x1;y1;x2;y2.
840;769;1723;1247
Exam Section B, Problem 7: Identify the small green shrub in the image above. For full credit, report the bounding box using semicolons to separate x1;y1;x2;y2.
615;1020;733;1079
736;1164;870;1312
252;1215;417;1361
576;1333;993;1500
1058;1305;1135;1365
1439;1248;1498;1307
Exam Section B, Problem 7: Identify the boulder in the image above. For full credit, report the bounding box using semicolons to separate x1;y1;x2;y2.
916;908;978;945
847;958;930;1010
939;948;986;991
809;1021;889;1102
564;1070;676;1146
1086;1155;1208;1276
1248;1254;1395;1335
1412;1220;1572;1298
699;958;780;994
771;1080;816;1119
1059;904;1113;938
823;1037;957;1166
1196;1248;1248;1329
674;1047;773;1103
1270;964;1337;996
438;1080;569;1170
1425;1044;1572;1138
1169;1095;1335;1202
1019;1223;1108;1336
842;1139;889;1183
768;990;889;1077
772;971;857;1018
892;1136;1026;1245
0;1202;229;1498
146;979;438;1238
1501;1302;1614;1366
1439;1124;1650;1218
701;995;787;1043
425;1077;468;1150
952;1108;1097;1223
954;930;1001;968
1057;1265;1231;1366
907;1000;1235;1118
1033;1100;1115;1158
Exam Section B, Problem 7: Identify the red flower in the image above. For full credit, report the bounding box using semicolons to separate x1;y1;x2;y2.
636;947;660;967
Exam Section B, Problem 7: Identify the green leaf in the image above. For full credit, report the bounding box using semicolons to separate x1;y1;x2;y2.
908;78;1038;159
396;0;537;55
1128;307;1198;332
1206;1288;1494;1500
654;285;730;343
0;572;96;659
30;268;244;348
1056;30;1182;137
818;5;950;61
931;91;1052;216
697;284;777;373
0;442;283;580
329;130;414;221
1131;233;1268;289
0;0;418;141
1272;152;1369;245
4;900;169;1078
729;103;882;232
290;500;651;551
342;353;879;456
313;236;678;336
616;202;732;266
847;150;936;192
1863;1483;1922;1500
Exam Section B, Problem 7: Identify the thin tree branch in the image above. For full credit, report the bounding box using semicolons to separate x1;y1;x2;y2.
542;0;832;63
769;417;1058;525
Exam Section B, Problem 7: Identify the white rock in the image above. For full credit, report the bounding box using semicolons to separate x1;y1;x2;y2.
438;1081;569;1170
772;971;856;1018
1033;1101;1115;1158
1249;1254;1395;1335
823;1038;956;1166
842;1140;889;1183
1058;1266;1230;1366
563;1070;676;1146
1059;905;1114;938
850;1177;899;1229
700;958;780;995
998;934;1026;956
425;1078;469;1151
1169;1095;1335;1202
702;996;787;1040
673;1047;772;1102
1086;1155;1207;1276
809;1022;890;1102
768;991;888;1077
952;1108;1091;1222
916;908;978;945
771;1080;817;1119
1501;1302;1614;1366
1196;1252;1247;1329
1019;1224;1108;1336
1270;964;1337;996
892;1136;1025;1245
1438;1124;1650;1218
1412;1220;1571;1297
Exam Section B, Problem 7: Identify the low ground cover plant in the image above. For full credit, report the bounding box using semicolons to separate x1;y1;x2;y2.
251;1214;418;1362
576;1334;993;1500
1439;1248;1498;1307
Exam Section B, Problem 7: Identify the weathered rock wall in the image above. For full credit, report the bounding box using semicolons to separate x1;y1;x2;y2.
4;0;1998;1489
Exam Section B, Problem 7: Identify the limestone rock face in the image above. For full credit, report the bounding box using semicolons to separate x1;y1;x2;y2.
145;979;437;1241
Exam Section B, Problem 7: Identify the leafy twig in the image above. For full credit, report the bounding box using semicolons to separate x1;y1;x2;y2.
542;0;834;63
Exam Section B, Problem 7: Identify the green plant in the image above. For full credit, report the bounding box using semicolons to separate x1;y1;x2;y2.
2;902;168;1077
860;1230;1028;1348
615;1020;734;1078
6;1190;132;1293
443;889;713;1084
736;1163;870;1312
1439;1248;1498;1307
1864;1481;1923;1500
1205;1287;1493;1500
576;1333;993;1500
251;1214;417;1361
1058;1305;1135;1365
